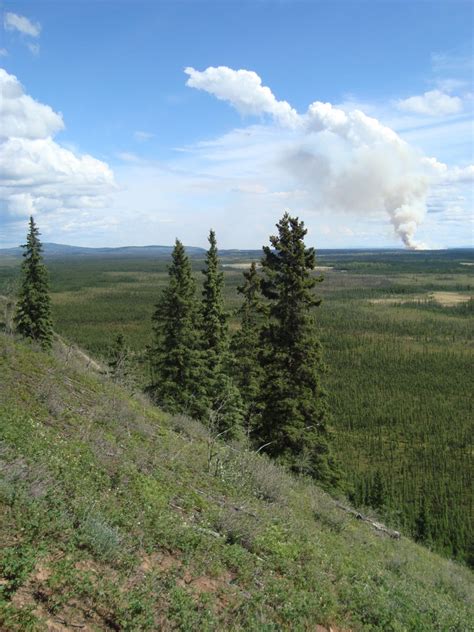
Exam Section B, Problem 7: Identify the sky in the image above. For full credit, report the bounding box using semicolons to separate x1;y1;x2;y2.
0;0;473;250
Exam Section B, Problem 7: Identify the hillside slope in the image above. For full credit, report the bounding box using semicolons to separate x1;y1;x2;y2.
0;333;473;631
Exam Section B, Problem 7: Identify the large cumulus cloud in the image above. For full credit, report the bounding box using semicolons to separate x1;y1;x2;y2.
0;68;115;233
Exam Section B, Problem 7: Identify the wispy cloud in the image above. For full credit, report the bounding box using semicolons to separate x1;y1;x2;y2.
431;51;473;74
116;151;141;162
397;90;463;117
27;42;40;56
4;12;41;37
134;130;154;142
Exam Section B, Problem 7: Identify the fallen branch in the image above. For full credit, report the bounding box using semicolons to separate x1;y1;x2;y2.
334;501;401;539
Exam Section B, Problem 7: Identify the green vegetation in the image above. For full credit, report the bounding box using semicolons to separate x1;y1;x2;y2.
13;217;53;349
0;246;472;567
1;332;473;630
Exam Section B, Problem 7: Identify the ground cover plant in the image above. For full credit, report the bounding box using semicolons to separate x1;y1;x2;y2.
0;332;473;630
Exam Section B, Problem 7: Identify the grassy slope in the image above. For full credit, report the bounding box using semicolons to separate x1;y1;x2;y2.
0;333;473;631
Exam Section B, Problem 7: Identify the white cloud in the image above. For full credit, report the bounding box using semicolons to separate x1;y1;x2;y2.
435;78;468;93
397;90;463;116
4;12;41;37
185;66;299;127
0;68;116;233
443;164;474;183
0;49;7;57
0;69;63;139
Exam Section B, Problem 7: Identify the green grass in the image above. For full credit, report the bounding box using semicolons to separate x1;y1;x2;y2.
1;332;473;630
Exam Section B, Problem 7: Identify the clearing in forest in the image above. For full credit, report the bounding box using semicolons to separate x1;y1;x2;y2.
369;291;472;306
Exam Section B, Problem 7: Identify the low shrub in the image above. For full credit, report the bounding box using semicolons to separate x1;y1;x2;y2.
78;513;122;561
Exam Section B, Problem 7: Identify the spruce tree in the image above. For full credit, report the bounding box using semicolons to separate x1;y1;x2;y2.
369;470;386;510
414;492;431;544
108;333;131;384
257;212;339;487
201;230;243;434
14;216;53;349
232;262;264;435
201;230;227;362
149;240;206;418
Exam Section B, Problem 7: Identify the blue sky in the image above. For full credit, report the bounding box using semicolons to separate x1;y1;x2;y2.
0;0;473;249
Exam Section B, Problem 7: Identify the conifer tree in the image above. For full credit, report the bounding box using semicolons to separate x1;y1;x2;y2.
201;230;227;362
232;262;264;434
257;212;339;487
14;216;53;349
370;470;386;510
149;240;206;418
414;493;431;544
201;230;243;434
108;333;131;384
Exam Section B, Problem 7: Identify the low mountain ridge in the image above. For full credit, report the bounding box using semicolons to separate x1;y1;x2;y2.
0;332;473;630
0;243;207;259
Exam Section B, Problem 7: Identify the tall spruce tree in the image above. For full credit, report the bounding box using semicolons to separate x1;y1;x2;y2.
149;240;207;418
257;212;339;488
201;230;243;434
201;230;227;361
14;216;53;349
232;262;264;435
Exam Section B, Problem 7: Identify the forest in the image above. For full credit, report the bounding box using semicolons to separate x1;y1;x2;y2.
1;219;472;568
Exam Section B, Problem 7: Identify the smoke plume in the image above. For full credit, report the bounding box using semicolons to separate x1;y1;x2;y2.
185;66;466;249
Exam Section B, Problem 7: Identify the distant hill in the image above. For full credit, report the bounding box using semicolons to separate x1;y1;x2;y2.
1;242;472;261
0;242;207;258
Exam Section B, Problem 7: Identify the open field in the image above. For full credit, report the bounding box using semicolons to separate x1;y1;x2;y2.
368;291;472;306
1;248;473;565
